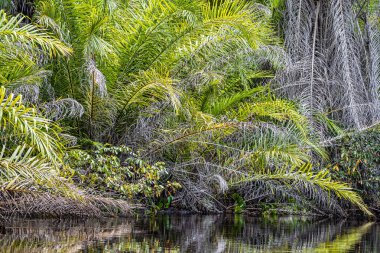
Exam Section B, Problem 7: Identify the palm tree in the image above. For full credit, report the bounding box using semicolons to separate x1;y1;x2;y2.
277;0;380;136
28;0;372;215
33;0;276;140
0;86;132;217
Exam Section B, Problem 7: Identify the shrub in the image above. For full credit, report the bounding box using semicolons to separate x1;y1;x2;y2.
65;141;181;208
329;130;380;208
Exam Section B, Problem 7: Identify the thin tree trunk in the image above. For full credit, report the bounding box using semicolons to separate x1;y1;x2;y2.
309;1;320;117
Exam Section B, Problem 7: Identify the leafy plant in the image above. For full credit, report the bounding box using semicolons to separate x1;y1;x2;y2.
0;9;71;88
65;141;181;208
329;129;380;210
232;193;246;213
0;86;132;217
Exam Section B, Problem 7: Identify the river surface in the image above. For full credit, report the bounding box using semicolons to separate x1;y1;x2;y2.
0;214;379;252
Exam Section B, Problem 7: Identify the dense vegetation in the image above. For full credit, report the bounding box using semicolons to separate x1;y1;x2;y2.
0;0;380;217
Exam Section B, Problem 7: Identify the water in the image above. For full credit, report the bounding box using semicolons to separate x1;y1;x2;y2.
0;214;379;252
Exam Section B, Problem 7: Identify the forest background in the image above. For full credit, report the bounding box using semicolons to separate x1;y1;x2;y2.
0;0;379;218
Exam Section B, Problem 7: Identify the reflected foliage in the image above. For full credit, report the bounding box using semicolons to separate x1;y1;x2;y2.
0;215;377;253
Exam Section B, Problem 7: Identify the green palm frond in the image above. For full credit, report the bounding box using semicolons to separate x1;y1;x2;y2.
0;10;72;57
0;9;71;90
81;15;116;60
0;64;50;89
117;0;198;73
34;0;68;41
201;0;275;48
237;99;309;134
148;121;239;157
0;144;80;199
116;69;181;117
1;146;56;189
315;112;345;136
232;163;373;216
0;86;63;162
204;86;267;116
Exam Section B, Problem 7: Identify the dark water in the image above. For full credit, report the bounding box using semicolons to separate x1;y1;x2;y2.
0;214;379;252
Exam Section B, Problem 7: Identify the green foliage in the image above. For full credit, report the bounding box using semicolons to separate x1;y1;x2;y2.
0;0;376;217
231;163;373;216
0;86;132;217
0;10;71;88
329;130;380;209
232;193;246;213
0;86;81;215
0;86;63;162
31;0;278;140
0;85;65;195
65;141;181;207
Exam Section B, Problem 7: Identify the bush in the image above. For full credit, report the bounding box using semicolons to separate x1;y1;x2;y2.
329;130;380;208
64;140;181;209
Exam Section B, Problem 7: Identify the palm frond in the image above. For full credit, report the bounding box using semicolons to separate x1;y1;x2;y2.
232;163;373;216
116;69;181;118
0;10;72;57
0;86;63;162
204;86;267;116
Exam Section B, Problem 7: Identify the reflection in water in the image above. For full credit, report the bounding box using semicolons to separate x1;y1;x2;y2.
0;215;377;252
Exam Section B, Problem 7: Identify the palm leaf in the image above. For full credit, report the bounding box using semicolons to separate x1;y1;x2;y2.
232;163;373;216
0;86;63;162
0;10;72;57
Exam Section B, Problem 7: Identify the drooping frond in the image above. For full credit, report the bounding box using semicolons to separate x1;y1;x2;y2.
231;163;373;216
12;85;40;104
0;10;72;57
0;145;66;195
329;0;368;129
278;0;380;138
41;98;84;120
0;86;63;162
116;69;181;119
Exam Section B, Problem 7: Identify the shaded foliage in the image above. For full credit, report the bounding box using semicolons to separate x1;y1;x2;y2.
329;130;380;212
